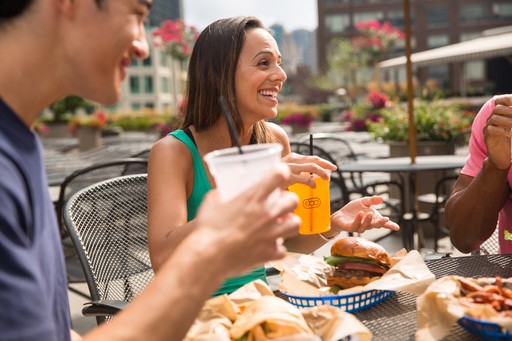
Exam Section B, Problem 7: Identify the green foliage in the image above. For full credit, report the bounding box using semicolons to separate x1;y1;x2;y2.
366;100;476;142
46;96;94;123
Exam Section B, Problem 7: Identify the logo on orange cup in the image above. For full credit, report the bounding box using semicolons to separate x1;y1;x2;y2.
302;197;321;209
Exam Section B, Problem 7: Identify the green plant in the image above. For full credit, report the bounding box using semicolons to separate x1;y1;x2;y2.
344;90;390;131
366;100;476;142
69;110;109;133
43;96;94;123
110;109;179;134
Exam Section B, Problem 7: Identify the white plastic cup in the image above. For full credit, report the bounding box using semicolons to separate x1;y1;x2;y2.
204;143;283;201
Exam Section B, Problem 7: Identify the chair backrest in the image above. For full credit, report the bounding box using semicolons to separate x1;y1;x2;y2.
298;133;358;164
55;158;149;235
63;174;154;324
290;141;350;212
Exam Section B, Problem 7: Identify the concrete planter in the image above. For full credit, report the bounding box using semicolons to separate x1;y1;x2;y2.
77;127;102;151
44;122;72;138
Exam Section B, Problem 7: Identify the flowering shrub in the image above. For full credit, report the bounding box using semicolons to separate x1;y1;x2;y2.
281;112;314;127
366;100;476;142
351;20;405;61
33;121;49;135
69;110;108;133
152;19;199;61
344;90;390;131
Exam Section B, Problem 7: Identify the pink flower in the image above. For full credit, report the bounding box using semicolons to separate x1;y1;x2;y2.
152;19;198;61
281;112;313;127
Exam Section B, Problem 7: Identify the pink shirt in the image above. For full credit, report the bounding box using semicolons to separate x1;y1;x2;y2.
461;96;512;253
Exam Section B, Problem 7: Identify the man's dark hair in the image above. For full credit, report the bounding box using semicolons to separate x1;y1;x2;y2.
0;0;104;27
0;0;34;20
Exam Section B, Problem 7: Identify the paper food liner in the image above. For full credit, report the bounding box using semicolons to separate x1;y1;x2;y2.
273;249;435;297
416;276;512;341
184;280;371;341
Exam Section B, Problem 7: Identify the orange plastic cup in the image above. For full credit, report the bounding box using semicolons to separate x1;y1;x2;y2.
288;174;331;235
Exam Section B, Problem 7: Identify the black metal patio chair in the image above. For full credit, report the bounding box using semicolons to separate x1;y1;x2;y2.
63;174;153;325
55;158;148;299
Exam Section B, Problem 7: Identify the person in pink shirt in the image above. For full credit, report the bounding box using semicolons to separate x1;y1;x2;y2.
446;95;512;254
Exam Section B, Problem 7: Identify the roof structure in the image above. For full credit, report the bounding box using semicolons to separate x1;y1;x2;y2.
378;31;512;70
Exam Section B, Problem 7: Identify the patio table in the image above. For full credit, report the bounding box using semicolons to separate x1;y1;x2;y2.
351;254;512;340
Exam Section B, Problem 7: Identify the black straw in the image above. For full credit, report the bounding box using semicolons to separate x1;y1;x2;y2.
309;134;313;156
218;96;243;154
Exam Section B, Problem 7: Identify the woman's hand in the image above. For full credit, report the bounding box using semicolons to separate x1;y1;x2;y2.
331;196;400;234
282;152;337;188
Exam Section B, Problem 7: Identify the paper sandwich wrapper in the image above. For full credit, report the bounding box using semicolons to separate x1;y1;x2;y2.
184;280;372;341
273;249;436;297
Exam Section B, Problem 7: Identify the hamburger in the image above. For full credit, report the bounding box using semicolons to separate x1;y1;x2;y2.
324;236;391;290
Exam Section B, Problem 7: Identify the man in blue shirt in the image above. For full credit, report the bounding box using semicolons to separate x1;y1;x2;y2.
0;1;300;340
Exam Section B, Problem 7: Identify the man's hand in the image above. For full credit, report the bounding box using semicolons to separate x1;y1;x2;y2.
195;163;300;277
484;95;512;170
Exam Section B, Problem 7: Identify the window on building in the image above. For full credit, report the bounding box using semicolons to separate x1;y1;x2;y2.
131;102;141;110
493;2;512;20
460;32;480;42
354;11;384;25
425;64;449;88
325;14;350;33
387;9;405;28
427;6;448;26
144;103;155;109
131;59;139;67
460;4;491;23
142;56;152;67
427;34;449;49
130;76;140;94
143;76;153;94
465;60;485;81
160;77;169;93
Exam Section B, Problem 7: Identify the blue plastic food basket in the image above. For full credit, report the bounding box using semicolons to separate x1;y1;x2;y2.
458;316;512;340
278;289;394;313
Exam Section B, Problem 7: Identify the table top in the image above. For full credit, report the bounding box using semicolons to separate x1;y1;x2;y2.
352;254;512;341
339;155;468;173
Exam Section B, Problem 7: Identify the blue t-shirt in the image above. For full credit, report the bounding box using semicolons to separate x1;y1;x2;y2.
0;100;71;340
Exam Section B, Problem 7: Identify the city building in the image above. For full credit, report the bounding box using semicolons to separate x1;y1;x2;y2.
116;29;183;112
147;0;183;27
114;0;184;112
317;0;512;96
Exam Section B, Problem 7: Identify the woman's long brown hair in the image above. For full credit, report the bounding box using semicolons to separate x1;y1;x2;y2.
180;16;278;144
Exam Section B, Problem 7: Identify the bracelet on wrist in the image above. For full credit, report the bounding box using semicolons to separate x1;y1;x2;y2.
319;231;339;242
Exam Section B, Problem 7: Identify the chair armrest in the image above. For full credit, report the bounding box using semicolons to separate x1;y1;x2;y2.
82;300;129;317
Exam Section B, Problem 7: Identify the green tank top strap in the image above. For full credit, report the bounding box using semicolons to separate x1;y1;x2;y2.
168;129;211;220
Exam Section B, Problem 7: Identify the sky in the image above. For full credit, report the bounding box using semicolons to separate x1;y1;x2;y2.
183;0;318;32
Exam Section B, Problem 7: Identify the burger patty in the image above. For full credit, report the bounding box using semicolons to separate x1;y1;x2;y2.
333;267;383;279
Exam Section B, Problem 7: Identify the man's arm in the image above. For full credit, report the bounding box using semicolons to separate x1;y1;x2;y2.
445;162;509;253
82;165;299;341
446;95;512;253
